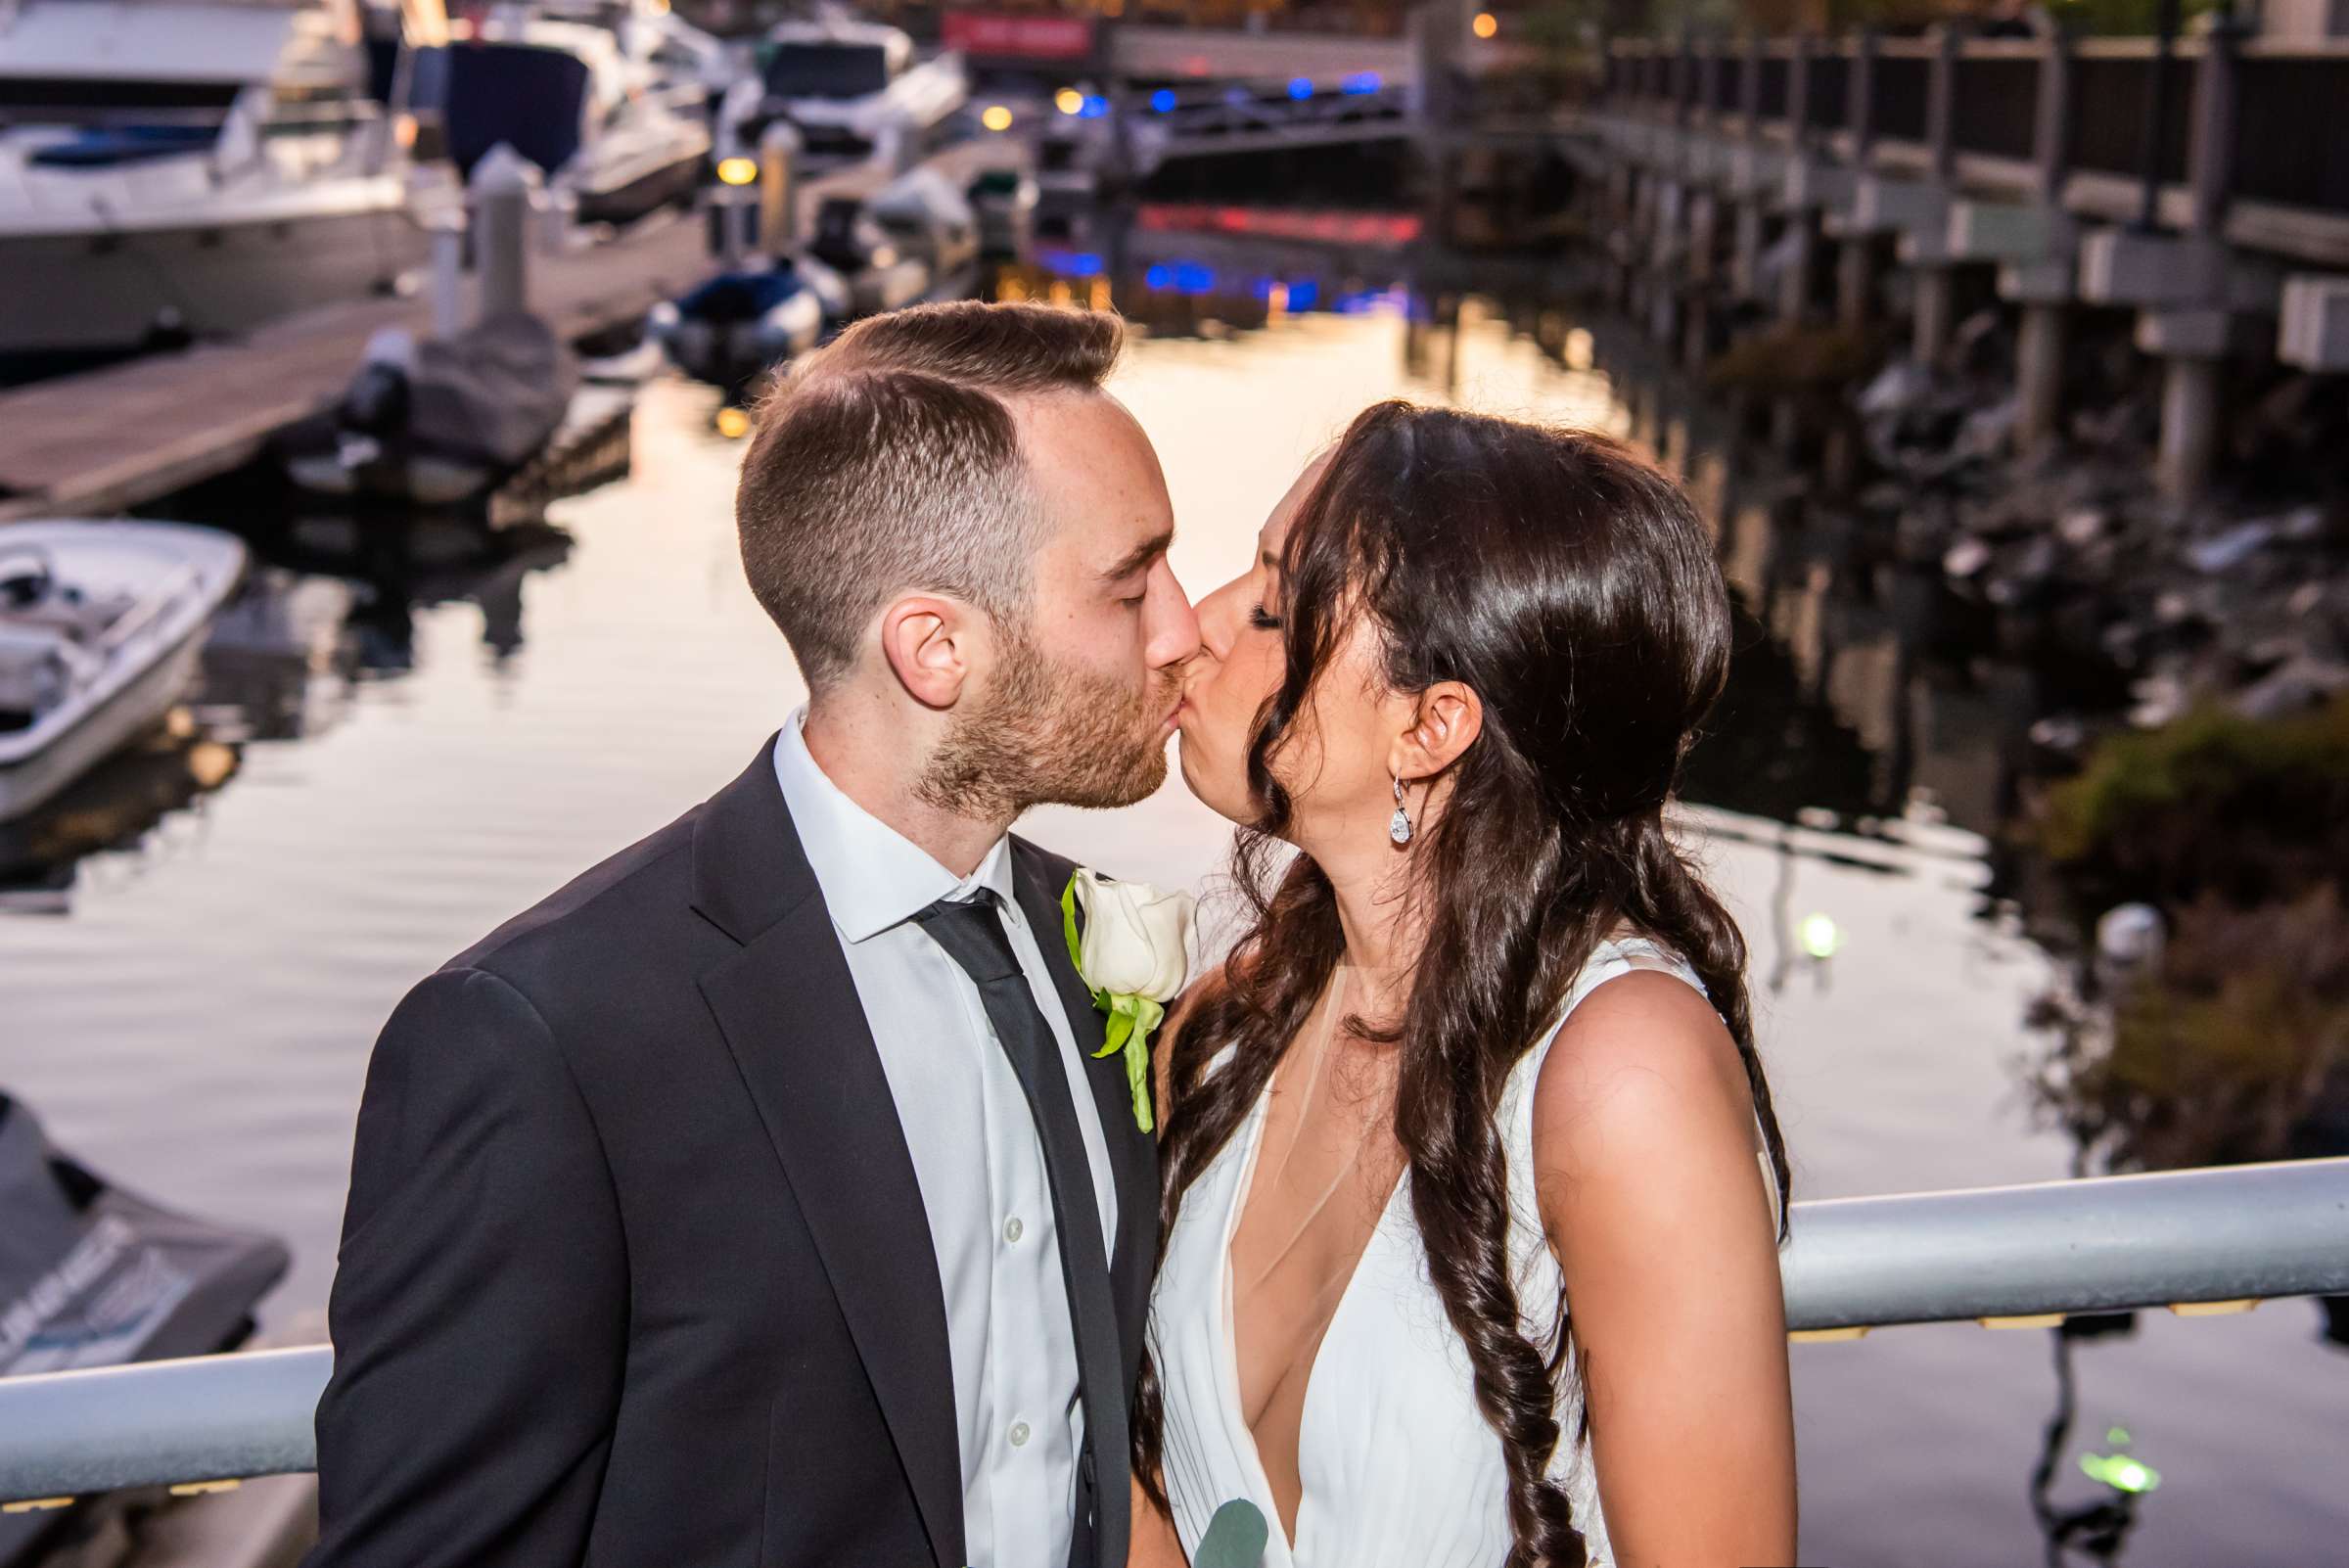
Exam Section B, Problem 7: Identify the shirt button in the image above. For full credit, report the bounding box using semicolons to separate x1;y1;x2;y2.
1003;1217;1025;1244
1008;1420;1031;1449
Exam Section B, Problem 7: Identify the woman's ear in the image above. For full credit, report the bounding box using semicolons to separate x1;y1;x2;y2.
1390;681;1483;782
879;594;974;711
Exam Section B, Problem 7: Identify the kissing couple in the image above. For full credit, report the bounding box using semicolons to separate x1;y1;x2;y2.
304;301;1797;1568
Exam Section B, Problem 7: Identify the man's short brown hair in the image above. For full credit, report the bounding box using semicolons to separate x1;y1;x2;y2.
735;301;1126;690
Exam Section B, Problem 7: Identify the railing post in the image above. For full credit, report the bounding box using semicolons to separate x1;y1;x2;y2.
1778;32;1817;325
1911;23;1964;363
2155;13;2246;501
1836;28;1878;327
1730;29;1769;303
2009;25;2079;453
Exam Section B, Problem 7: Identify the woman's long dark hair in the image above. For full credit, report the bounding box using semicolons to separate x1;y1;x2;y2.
1135;401;1791;1567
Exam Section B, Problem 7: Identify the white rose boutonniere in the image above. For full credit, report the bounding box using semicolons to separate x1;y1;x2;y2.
1061;867;1194;1133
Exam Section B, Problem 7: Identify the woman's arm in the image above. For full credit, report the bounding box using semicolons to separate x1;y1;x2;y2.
1531;971;1797;1566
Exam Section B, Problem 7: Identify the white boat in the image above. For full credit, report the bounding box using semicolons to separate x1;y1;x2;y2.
0;522;248;823
430;4;712;226
967;165;1037;258
0;0;431;366
723;18;964;174
868;164;980;289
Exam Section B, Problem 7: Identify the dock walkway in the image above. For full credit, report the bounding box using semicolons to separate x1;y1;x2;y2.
0;212;710;526
0;135;1025;528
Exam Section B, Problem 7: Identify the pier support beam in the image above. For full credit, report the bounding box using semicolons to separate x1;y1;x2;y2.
2157;354;2223;502
2016;300;2068;454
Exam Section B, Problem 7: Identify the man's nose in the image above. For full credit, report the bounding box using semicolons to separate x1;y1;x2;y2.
1148;565;1202;670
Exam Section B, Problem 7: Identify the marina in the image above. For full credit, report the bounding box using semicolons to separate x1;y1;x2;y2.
2;0;2347;1565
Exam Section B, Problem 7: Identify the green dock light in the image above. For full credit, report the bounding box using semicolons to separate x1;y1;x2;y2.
2078;1451;2162;1495
1798;913;1842;960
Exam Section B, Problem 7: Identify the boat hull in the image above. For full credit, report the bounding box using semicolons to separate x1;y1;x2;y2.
0;621;207;823
573;150;705;227
0;521;247;822
0;204;427;360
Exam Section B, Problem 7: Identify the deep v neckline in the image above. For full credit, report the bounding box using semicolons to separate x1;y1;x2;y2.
1218;1059;1411;1559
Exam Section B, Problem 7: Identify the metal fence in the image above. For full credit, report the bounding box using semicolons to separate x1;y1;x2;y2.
3;1155;2347;1507
1602;28;2349;263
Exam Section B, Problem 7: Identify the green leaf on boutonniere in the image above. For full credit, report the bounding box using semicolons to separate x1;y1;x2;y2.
1062;872;1160;1135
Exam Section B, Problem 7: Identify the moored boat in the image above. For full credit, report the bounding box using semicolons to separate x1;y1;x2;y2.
0;521;247;823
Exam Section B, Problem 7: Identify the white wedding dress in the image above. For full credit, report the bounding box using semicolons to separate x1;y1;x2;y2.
1149;938;1782;1568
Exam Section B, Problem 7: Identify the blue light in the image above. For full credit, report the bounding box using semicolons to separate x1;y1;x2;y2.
1039;247;1105;279
1287;278;1319;310
1342;71;1382;95
1143;263;1173;290
1287;76;1313;100
1223;85;1251;107
1252;276;1277;300
1173;261;1217;294
1150;87;1177;113
1079;94;1110;118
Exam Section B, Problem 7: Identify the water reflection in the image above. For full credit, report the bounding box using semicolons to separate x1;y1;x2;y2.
4;512;576;902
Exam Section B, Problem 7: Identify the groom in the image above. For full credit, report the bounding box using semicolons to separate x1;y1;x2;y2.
306;302;1197;1568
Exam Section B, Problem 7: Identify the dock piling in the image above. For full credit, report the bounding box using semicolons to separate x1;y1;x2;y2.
472;144;541;323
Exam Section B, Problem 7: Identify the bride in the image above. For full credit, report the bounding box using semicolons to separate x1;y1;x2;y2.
1132;401;1797;1567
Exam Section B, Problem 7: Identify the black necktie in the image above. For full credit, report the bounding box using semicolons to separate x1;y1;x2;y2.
914;890;1129;1568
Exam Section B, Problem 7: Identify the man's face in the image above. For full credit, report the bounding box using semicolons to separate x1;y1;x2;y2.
917;389;1199;817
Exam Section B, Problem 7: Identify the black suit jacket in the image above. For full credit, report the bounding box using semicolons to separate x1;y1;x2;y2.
305;738;1160;1568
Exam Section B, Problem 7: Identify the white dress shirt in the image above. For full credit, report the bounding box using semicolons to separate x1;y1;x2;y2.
771;708;1119;1568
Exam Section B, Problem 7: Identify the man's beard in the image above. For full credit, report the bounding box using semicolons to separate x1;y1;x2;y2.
917;627;1176;819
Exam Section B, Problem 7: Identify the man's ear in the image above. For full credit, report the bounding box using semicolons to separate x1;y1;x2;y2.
1389;681;1483;783
879;594;976;711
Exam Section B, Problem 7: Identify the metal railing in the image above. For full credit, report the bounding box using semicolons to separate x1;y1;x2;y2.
1600;28;2349;262
2;1156;2345;1507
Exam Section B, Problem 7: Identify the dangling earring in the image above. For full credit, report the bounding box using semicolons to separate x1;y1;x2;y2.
1389;774;1413;846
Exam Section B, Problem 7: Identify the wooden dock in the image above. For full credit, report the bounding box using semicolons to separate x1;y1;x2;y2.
0;137;1027;528
0;211;711;526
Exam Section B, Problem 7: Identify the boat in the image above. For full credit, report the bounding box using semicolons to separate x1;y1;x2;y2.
0;1090;288;1568
808;196;933;318
867;164;981;293
721;17;965;175
0;0;432;371
273;314;582;505
647;255;843;392
967;165;1037;258
0;522;247;823
420;3;713;227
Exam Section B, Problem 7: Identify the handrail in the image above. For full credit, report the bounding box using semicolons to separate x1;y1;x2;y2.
1;1157;2344;1505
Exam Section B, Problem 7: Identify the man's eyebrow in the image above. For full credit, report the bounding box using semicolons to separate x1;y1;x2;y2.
1261;550;1279;571
1100;528;1175;582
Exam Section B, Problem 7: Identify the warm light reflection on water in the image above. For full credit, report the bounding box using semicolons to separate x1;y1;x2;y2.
2;307;2340;1566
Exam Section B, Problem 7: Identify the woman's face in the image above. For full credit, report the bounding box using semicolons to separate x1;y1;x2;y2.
1176;457;1403;851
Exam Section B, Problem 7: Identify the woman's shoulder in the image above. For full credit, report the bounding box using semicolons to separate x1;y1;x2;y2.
1523;948;1755;1219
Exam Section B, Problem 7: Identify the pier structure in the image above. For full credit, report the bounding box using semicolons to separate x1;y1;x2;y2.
1590;24;2349;499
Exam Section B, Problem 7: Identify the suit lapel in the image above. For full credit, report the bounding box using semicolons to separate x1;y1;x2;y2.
692;743;962;1568
1009;845;1160;1382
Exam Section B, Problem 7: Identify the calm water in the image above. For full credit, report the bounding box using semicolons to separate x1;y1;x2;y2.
3;303;2341;1566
